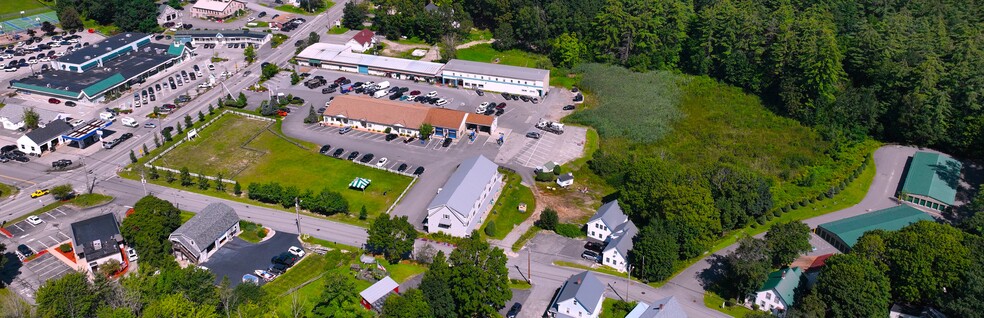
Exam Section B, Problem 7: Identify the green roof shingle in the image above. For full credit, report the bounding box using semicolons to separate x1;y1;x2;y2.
81;73;125;98
901;152;961;205
11;82;81;98
818;205;934;250
759;267;802;306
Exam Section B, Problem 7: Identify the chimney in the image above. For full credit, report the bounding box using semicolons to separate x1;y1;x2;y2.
658;304;664;310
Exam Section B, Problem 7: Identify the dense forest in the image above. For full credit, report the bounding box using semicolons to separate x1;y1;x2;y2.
360;0;983;159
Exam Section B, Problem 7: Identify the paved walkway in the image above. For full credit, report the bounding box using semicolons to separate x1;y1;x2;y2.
455;39;495;49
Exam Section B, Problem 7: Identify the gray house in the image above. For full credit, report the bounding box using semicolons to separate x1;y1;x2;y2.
548;271;605;318
169;203;241;264
424;155;503;237
625;296;688;318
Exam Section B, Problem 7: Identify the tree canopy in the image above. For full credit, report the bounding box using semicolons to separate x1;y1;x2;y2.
120;195;181;269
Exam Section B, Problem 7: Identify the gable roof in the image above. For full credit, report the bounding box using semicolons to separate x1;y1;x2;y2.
351;29;375;46
901;152;962;205
443;59;550;82
169;203;240;255
603;220;638;256
24;119;73;143
424;108;466;129
424;2;439;11
625;296;688;318
554;271;604;315
324;95;431;128
818;205;934;251
193;0;241;11
588;200;628;230
0;104;63;124
70;213;122;261
427;155;499;220
360;276;398;305
758;267;803;306
558;173;574;182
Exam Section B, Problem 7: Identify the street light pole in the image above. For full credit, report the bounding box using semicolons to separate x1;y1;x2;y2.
294;197;302;236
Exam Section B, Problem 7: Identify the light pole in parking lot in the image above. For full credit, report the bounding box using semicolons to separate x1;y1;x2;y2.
294;197;302;236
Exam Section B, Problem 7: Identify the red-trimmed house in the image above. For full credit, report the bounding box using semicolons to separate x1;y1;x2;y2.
360;276;399;311
347;29;376;53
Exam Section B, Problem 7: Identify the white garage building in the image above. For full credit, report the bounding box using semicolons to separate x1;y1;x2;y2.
424;155;503;237
441;59;550;97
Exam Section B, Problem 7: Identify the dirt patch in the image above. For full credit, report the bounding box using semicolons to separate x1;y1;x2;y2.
533;185;600;223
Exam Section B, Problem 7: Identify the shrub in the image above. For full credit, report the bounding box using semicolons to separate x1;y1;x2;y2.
51;184;75;200
534;171;554;182
555;223;582;238
58;243;72;253
552;165;561;175
538;208;559;230
484;220;496;236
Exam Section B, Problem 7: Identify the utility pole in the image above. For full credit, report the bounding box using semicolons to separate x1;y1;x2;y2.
294;197;302;236
527;246;532;284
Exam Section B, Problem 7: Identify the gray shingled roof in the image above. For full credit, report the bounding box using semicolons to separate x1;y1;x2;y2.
625;296;688;318
426;155;499;220
24;119;74;143
0;103;63;124
604;220;638;256
70;213;122;262
554;271;604;315
588;200;628;230
443;59;550;82
176;29;270;40
169;203;239;256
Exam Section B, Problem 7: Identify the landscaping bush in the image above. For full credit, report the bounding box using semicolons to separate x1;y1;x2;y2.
484;220;497;236
58;243;72;253
50;184;75;200
552;165;561;175
538;208;559;231
534;171;554;182
555;223;582;238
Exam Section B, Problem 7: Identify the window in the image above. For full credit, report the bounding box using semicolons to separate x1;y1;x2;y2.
766;293;771;300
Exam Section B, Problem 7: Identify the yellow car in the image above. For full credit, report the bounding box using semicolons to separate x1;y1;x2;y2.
30;189;49;198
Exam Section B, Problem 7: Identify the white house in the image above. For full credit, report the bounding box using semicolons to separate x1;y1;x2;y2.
70;213;125;274
625;296;688;318
169;203;241;264
0;104;67;131
557;172;574;187
548;271;605;318
175;29;272;47
17;119;74;156
586;200;628;242
752;267;803;316
424;155;503;237
157;4;179;25
441;59;550;97
347;29;376;53
602;221;637;273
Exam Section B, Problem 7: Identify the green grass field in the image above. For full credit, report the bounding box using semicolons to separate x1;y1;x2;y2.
456;43;550;68
153;115;412;220
480;171;535;239
380;259;428;283
273;1;333;15
704;291;756;317
600;298;636;318
180;211;195;224
238;220;267;243
0;183;18;200
327;26;349;34
0;0;47;16
464;29;493;43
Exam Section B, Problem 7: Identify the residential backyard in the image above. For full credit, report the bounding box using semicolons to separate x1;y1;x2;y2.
151;114;413;220
480;171;535;239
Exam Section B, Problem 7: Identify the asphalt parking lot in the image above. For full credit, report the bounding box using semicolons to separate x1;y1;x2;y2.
23;253;73;283
5;206;74;253
497;126;588;170
200;231;299;287
529;231;597;267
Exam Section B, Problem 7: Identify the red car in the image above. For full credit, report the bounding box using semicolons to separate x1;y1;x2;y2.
48;98;61;104
409;90;421;96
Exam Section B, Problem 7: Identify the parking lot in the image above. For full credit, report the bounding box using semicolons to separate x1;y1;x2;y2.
5;206;74;254
200;232;299;287
497;125;588;170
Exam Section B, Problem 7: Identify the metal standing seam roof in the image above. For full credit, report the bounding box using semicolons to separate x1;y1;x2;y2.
588;200;628;230
443;59;550;82
176;29;271;40
603;221;638;256
901;152;962;205
553;271;604;315
758;267;803;307
70;213;123;262
298;43;445;76
81;73;125;97
57;32;150;64
169;203;240;256
24;119;74;143
818;205;934;249
625;296;688;318
360;276;398;303
427;155;499;220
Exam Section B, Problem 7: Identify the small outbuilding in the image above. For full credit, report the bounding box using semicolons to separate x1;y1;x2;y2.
360;276;399;311
557;173;574;187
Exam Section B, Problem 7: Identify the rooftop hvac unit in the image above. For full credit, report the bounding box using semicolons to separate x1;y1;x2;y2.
93;240;102;250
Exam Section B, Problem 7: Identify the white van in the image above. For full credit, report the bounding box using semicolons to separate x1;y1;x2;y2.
373;89;389;98
375;81;390;90
99;112;116;121
121;117;138;127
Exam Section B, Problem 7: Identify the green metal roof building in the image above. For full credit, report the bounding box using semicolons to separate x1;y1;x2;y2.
900;152;962;211
752;267;803;314
816;205;934;252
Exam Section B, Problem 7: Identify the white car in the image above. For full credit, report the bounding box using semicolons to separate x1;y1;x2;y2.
70;119;86;127
254;269;275;281
288;246;306;258
26;215;43;225
126;247;138;261
426;91;438;98
435;98;448;106
376;158;388;167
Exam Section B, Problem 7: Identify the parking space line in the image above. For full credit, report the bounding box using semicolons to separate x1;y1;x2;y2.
13;224;23;231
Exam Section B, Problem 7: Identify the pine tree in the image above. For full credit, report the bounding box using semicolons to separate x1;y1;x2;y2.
129;150;137;163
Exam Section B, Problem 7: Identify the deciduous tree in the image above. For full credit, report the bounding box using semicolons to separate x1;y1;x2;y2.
764;221;811;267
724;236;771;300
382;289;433;318
816;254;891;318
630;222;678;282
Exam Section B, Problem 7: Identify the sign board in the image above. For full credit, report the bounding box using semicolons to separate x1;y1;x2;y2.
187;128;199;140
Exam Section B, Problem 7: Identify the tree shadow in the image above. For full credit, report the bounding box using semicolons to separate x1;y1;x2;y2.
930;161;963;191
697;254;731;297
0;252;24;288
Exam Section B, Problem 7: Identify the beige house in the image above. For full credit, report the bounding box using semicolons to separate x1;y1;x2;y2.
190;0;246;20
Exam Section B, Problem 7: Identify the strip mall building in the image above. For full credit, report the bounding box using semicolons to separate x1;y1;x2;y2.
321;95;497;139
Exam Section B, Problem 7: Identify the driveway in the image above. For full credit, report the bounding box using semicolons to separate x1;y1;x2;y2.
201;231;299;287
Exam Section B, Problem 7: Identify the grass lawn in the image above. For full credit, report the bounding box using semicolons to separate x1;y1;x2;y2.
274;1;334;15
704;291;756;317
464;29;493;42
68;193;113;208
456;43;550;69
553;261;633;280
511;226;541;252
600;298;636;318
263;254;328;297
271;33;289;48
508;279;531;290
327;26;349;34
81;17;118;35
238;220;268;243
480;171;535;239
180;211;195;224
0;183;18;200
395;36;429;45
380;259;428;283
300;234;357;252
152;114;413;224
0;0;47;16
250;21;270;28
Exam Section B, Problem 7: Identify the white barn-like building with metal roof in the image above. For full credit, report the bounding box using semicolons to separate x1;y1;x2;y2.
169;203;241;264
424;155;503;237
441;59;550;97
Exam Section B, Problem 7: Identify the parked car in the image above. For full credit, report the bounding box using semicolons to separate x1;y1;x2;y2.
347;151;360;160
64;101;77;107
126;247;139;261
476;89;485;96
413;167;425;175
48;98;60;104
269;263;287;275
385;134;398;142
426;91;437;97
338;127;352;134
332;148;345;158
17;244;33;256
288;246;306;258
51;159;72;168
376;157;388;167
563;105;576;111
319;145;331;154
526;132;542;139
397;163;408;172
581;250;600;261
506;303;522;318
584;241;604;252
403;136;416;143
26;215;43;225
442;138;452;147
272;252;299;267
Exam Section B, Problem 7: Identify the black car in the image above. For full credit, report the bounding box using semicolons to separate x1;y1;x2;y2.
17;244;33;256
506;303;522;318
332;148;345;158
352;81;363;88
584;241;604;252
318;107;326;113
501;92;510;99
52;159;73;168
347;151;360;161
442;138;452;147
258;11;267;18
476;89;485;96
11;155;29;163
359;153;374;163
520;95;530;102
403;136;416;143
0;145;17;154
319;145;331;154
322;87;336;94
388;93;402;100
413;167;425;175
272;252;299;267
495;108;504;116
563;105;576;111
120;133;134;140
397;163;408;172
385;134;398;142
526;132;542;139
269;263;287;275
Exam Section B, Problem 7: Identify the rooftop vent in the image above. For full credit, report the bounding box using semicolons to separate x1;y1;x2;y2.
93;240;102;250
125;33;132;37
